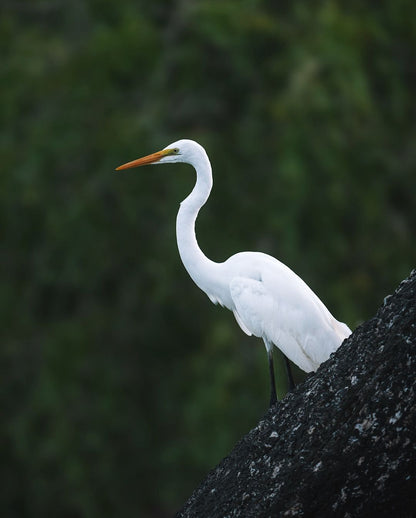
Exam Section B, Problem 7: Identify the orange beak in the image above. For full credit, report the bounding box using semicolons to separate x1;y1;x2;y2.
115;149;174;171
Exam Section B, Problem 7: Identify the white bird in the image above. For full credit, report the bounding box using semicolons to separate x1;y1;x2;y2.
116;139;351;405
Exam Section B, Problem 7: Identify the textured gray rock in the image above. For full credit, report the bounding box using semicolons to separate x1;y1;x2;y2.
176;271;416;517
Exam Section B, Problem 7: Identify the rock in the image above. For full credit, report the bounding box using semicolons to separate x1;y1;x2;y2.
176;271;416;517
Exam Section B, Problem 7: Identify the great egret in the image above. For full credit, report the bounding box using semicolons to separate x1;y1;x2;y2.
116;139;351;405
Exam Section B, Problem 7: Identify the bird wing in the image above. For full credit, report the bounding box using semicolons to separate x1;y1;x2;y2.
229;275;319;372
228;253;349;372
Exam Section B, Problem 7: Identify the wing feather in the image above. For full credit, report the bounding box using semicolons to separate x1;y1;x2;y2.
227;253;350;373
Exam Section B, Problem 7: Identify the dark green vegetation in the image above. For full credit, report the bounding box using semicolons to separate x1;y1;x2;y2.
1;1;415;516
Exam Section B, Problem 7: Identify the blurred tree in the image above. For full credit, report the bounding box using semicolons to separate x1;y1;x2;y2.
1;0;415;516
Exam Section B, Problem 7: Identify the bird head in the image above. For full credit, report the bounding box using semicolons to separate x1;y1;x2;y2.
115;139;207;171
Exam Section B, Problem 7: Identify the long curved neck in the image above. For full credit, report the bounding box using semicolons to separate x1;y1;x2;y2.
176;152;218;291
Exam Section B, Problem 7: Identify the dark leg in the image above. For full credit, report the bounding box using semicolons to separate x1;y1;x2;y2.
284;355;295;391
268;348;278;407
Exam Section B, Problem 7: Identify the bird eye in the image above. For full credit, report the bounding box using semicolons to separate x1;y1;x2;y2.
173;148;180;154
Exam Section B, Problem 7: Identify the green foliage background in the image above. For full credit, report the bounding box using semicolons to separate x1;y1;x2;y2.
1;1;415;516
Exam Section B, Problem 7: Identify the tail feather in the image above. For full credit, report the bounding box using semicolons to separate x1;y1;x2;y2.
333;320;352;342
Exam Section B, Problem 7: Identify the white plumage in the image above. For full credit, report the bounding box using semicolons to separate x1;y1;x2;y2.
116;139;352;404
